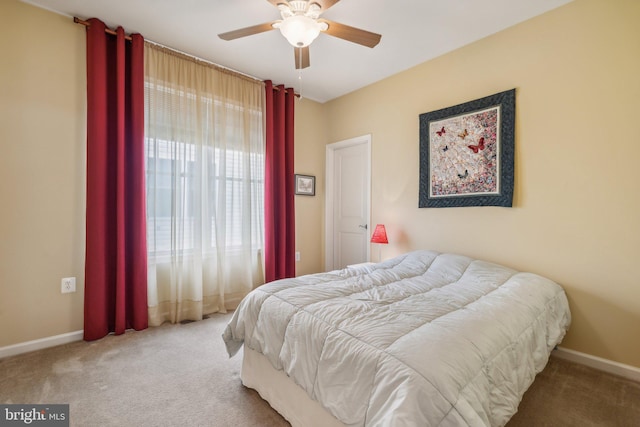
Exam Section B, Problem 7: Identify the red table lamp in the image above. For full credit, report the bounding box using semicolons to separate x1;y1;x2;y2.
370;224;388;262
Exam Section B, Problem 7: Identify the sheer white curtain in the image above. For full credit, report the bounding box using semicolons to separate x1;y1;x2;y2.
144;43;265;326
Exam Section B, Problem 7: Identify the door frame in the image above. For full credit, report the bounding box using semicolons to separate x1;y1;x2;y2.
324;134;372;271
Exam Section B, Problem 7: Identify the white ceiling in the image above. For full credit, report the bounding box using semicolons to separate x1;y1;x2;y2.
24;0;572;103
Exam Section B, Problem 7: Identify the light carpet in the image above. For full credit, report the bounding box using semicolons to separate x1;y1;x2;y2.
1;313;638;426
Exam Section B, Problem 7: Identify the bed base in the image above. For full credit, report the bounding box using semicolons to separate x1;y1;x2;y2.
241;346;346;427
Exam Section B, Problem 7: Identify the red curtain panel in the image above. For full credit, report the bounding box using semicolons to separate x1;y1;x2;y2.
84;18;147;340
264;81;296;282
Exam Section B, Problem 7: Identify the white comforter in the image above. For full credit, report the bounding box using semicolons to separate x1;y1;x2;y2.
223;250;571;426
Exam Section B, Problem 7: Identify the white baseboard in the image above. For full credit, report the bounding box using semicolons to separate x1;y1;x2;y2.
0;330;84;359
553;346;640;383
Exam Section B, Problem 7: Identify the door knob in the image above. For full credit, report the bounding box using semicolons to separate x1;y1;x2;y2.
358;224;368;230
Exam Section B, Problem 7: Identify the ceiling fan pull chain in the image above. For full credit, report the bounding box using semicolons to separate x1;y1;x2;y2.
298;51;304;99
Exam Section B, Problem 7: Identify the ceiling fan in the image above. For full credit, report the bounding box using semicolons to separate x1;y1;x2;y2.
218;0;382;69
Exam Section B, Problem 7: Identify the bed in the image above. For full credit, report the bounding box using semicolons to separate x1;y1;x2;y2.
222;250;571;426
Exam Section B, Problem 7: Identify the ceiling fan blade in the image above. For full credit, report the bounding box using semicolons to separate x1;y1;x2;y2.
319;19;381;48
313;0;340;12
294;46;310;69
218;22;278;41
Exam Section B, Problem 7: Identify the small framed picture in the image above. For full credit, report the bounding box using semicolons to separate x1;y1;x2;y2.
295;174;315;196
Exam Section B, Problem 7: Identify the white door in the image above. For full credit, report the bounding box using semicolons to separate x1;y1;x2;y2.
325;135;371;270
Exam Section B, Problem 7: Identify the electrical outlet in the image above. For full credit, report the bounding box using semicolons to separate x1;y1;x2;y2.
61;277;76;294
295;251;301;262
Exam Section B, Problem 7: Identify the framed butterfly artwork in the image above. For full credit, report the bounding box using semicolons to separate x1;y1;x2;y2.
419;89;515;208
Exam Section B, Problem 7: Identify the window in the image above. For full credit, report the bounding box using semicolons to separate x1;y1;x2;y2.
144;84;264;257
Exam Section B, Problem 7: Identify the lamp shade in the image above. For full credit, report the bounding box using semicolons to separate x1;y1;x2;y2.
370;224;388;244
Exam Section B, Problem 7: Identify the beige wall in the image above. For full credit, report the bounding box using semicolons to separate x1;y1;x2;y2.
0;0;86;346
294;98;327;276
324;0;640;367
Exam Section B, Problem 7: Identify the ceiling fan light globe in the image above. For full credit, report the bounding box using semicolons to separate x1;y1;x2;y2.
279;15;321;47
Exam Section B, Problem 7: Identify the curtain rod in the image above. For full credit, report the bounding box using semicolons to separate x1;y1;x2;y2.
74;17;132;41
74;17;300;98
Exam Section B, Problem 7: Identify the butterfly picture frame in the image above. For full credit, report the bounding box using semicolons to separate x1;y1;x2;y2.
419;89;515;208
